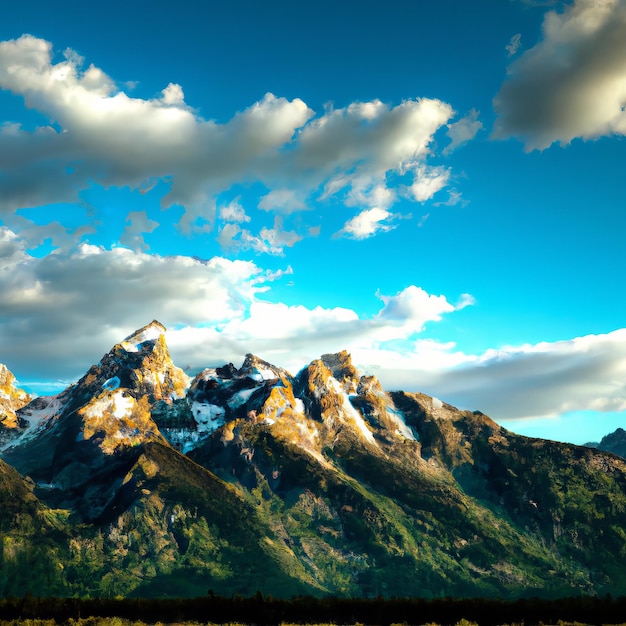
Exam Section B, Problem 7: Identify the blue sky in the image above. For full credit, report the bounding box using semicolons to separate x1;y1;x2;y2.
1;0;626;444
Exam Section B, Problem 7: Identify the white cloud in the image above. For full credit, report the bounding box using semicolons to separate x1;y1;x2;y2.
168;284;467;376
0;35;460;244
216;216;302;255
0;35;313;229
335;207;399;239
216;223;242;250
0;230;277;379
120;210;160;250
218;197;250;223
258;189;308;213
506;33;522;57
0;230;466;383
376;285;456;335
259;216;302;252
368;329;626;425
494;0;626;150
433;189;466;208
444;109;483;155
3;228;626;432
405;165;449;202
161;83;186;107
312;98;455;207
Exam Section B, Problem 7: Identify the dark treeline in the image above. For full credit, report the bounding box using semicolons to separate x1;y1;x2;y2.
1;594;626;625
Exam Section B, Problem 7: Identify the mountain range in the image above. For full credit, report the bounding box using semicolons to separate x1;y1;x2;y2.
0;321;625;599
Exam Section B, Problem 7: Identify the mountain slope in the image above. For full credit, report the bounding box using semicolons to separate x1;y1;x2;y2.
0;457;73;596
1;321;626;598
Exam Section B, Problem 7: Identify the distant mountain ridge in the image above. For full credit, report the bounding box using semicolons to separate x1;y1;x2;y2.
1;321;626;599
587;428;626;459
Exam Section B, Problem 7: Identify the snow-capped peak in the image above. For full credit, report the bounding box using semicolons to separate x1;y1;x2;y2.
239;353;291;382
119;319;167;352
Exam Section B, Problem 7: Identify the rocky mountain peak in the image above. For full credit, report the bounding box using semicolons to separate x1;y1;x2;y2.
320;350;359;392
68;321;190;455
79;320;189;405
239;353;292;382
119;319;167;350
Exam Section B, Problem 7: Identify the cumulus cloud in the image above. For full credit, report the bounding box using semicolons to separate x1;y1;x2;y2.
217;216;302;255
313;99;455;208
120;211;160;250
405;165;449;202
258;189;308;213
335;208;400;239
0;35;460;244
218;197;250;223
168;284;467;375
494;0;626;150
3;225;626;431
0;35;313;225
0;227;276;379
0;228;464;383
376;285;456;334
444;109;483;154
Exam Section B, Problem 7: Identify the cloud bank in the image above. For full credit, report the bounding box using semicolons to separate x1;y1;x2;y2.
2;227;626;428
0;35;458;247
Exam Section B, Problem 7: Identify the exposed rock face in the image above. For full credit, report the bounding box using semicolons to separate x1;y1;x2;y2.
0;363;31;434
1;321;626;599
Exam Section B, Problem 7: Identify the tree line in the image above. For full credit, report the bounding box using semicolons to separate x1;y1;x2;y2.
0;593;625;625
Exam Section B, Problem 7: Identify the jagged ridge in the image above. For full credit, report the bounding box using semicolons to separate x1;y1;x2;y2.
0;321;625;599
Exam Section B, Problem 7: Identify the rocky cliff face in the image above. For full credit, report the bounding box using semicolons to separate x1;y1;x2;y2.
0;363;32;445
1;321;626;599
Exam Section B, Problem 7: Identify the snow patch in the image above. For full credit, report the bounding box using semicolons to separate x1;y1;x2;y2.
228;387;257;409
191;401;226;433
134;324;163;344
0;394;66;451
432;397;443;409
84;390;134;420
113;392;134;418
387;407;417;441
258;368;278;380
329;377;377;446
